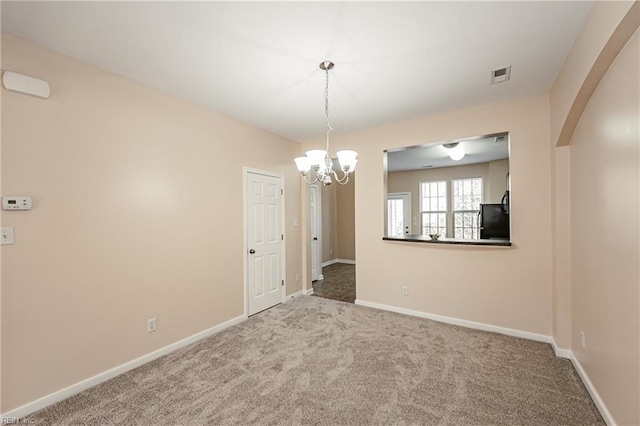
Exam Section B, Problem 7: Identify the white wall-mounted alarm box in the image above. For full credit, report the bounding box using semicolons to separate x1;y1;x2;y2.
2;71;50;99
2;196;32;210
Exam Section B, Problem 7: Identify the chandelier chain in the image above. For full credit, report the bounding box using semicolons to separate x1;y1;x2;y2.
324;67;334;153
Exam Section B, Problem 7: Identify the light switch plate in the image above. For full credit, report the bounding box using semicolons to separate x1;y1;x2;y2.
1;227;15;245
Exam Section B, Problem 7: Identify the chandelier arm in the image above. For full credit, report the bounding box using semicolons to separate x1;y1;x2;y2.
331;169;350;185
302;173;319;185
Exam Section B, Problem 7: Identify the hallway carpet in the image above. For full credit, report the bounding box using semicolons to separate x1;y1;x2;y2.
27;297;603;425
312;263;355;303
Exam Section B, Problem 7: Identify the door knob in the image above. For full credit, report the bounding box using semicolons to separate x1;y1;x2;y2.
249;249;255;254
313;237;318;241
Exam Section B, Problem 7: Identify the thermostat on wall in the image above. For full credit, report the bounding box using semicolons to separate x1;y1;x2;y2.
2;196;32;210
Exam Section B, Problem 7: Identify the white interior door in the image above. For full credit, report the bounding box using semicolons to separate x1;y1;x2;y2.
247;172;283;316
387;193;411;236
310;185;320;281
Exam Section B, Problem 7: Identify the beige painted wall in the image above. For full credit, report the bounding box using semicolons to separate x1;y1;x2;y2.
0;33;302;412
305;95;553;335
388;161;510;236
568;29;639;425
336;177;355;261
550;146;572;349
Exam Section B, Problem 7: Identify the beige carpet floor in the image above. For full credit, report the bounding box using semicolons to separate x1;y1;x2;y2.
27;297;603;425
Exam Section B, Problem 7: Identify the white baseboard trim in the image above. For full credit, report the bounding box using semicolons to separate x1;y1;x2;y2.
322;258;356;267
318;274;324;280
569;353;616;426
284;290;303;301
355;299;552;343
550;338;572;359
303;288;314;296
1;313;247;420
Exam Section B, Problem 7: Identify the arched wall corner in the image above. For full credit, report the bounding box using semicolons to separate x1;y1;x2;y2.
551;1;639;147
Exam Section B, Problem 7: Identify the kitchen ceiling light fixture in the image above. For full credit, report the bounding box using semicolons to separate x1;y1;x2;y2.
443;142;465;161
294;61;358;186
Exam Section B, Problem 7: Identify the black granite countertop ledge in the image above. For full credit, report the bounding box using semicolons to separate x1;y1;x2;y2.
383;235;512;247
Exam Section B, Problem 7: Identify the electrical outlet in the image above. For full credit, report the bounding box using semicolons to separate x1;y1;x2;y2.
147;318;157;333
580;331;586;349
329;248;333;255
401;286;408;296
296;273;300;282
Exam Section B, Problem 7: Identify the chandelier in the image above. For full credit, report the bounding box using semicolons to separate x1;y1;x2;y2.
294;61;358;186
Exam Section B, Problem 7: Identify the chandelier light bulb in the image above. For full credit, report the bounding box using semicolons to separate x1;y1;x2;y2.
294;156;312;174
305;150;328;168
336;150;358;171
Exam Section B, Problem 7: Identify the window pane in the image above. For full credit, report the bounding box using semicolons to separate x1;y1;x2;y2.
438;182;446;196
438;196;446;211
453;211;480;240
422;212;446;236
387;199;404;237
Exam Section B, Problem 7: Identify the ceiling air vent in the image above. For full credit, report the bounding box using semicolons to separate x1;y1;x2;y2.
491;66;511;84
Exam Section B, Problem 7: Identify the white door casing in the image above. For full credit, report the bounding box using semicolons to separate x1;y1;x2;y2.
310;185;321;281
245;169;284;316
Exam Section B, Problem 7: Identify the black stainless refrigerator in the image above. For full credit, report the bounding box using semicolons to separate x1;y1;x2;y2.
478;203;510;240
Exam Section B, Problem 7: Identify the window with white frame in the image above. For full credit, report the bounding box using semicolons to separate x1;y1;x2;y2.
453;177;483;239
420;180;447;236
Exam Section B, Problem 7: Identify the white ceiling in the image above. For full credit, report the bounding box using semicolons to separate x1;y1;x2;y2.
387;133;509;172
1;1;592;143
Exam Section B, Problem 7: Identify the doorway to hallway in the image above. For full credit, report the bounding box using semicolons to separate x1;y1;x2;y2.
312;262;355;303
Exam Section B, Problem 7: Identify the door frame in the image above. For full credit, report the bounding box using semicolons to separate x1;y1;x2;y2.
310;184;323;281
243;167;286;317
